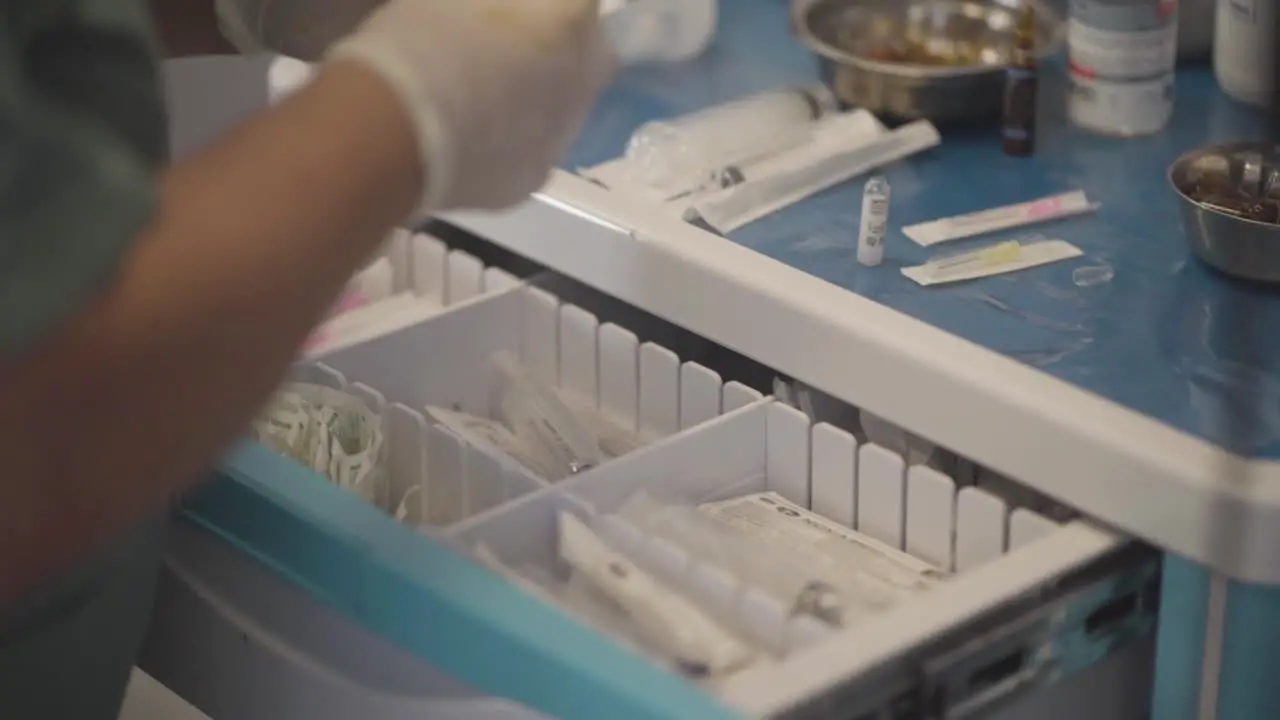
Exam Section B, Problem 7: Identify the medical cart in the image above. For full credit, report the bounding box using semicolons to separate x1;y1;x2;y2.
142;2;1276;718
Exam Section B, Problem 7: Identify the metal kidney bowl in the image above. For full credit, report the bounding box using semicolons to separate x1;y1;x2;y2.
1169;142;1280;284
793;0;1064;124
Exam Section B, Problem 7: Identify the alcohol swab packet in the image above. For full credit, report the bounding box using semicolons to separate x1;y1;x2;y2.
902;190;1098;247
901;238;1083;286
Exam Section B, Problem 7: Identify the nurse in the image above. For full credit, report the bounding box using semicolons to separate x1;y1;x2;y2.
0;0;614;716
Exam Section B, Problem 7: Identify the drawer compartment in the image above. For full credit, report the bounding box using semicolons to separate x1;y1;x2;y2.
309;230;522;356
187;276;1155;719
189;281;763;720
295;280;759;525
451;403;1158;718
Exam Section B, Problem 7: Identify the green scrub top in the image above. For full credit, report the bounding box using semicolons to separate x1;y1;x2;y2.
0;2;171;717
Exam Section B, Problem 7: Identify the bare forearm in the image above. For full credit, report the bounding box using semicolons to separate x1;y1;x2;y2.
0;61;421;601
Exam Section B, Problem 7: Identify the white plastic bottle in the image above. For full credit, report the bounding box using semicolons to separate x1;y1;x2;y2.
1067;0;1179;136
601;0;719;65
1214;0;1276;106
857;176;891;267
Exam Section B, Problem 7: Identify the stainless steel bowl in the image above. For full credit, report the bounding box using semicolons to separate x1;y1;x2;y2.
793;0;1064;124
1170;142;1280;283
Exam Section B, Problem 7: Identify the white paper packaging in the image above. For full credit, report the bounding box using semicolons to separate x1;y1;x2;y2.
580;109;885;208
901;239;1084;286
558;512;756;676
689;119;941;233
902;190;1096;247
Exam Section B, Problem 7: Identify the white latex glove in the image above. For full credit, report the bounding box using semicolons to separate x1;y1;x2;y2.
215;0;386;60
327;0;616;213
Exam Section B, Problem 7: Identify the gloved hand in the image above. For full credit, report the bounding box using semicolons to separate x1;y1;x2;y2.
214;0;386;60
326;0;616;213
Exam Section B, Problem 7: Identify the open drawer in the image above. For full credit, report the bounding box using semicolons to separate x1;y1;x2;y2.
454;403;1158;718
180;275;1156;719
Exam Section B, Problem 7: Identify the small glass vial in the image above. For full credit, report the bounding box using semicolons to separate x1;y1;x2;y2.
1001;2;1038;157
857;176;891;267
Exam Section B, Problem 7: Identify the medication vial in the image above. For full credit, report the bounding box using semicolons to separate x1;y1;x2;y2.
858;176;891;267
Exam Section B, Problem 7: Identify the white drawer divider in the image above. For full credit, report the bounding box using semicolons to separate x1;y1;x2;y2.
238;264;1121;720
719;520;1126;716
639;342;681;439
905;465;958;572
956;486;1011;572
446;248;485;305
810;422;858;528
598;323;640;431
558;304;601;406
679;362;723;430
277;282;743;532
448;398;1099;719
857;444;907;550
722;381;765;413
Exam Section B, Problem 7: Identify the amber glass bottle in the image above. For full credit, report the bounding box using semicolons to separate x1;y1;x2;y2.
1001;3;1037;157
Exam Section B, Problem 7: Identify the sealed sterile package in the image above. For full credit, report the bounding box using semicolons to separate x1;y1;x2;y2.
582;85;839;202
583;122;817;205
475;514;760;682
557;512;757;678
421;354;649;486
902;190;1097;247
581;106;882;215
253;383;387;506
473;544;706;679
900;238;1084;287
688;119;940;233
425;406;567;482
490;351;606;479
616;492;944;629
561;394;648;459
615;494;844;628
697;492;946;591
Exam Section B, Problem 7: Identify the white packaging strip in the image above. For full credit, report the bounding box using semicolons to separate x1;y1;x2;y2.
558;512;757;677
902;190;1097;247
648;121;818;201
688;119;941;233
579;158;677;206
580;110;884;206
698;492;944;586
901;239;1084;287
253;383;387;506
727;110;887;191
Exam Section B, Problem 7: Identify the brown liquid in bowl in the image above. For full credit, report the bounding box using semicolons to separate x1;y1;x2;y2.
857;39;986;66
